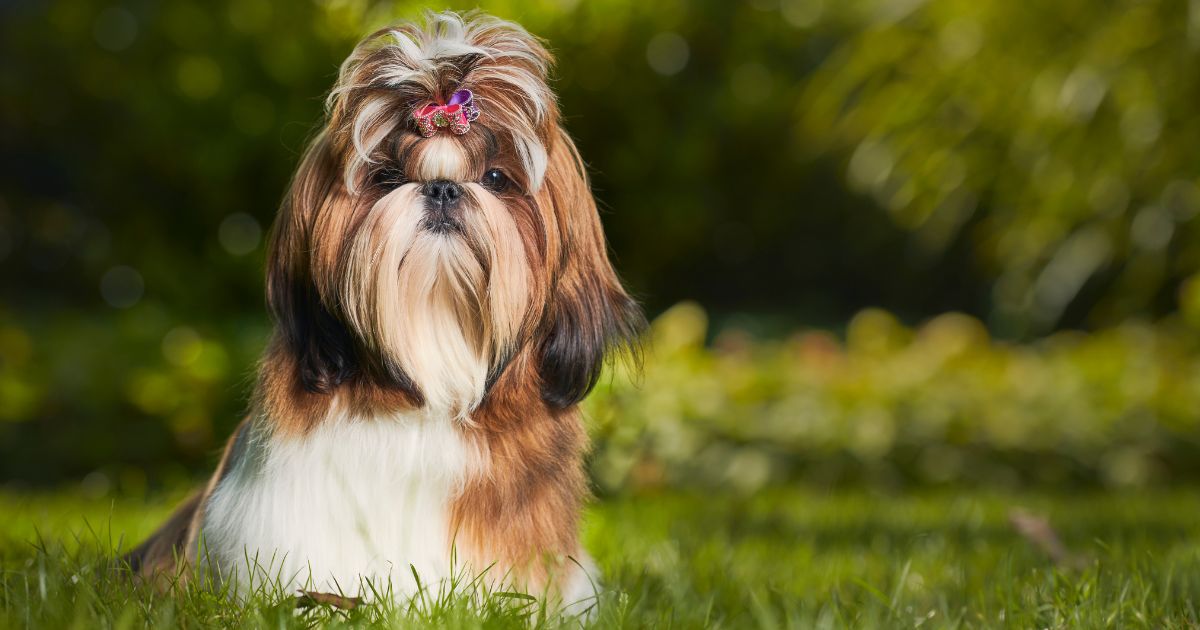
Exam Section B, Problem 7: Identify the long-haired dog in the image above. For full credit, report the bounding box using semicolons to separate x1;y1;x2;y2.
127;11;643;609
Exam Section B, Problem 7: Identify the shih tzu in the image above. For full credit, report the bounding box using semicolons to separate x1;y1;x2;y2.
127;10;643;611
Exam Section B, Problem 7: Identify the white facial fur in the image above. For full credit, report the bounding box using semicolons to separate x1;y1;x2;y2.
339;182;530;415
413;137;470;182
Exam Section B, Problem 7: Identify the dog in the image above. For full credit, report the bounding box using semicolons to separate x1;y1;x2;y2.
127;11;643;610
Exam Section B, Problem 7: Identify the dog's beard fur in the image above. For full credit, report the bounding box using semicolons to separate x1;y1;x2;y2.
340;182;531;416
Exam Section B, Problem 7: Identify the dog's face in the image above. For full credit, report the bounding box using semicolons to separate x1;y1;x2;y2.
267;13;642;416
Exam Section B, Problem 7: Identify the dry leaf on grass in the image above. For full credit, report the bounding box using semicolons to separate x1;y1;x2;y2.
295;590;363;610
1009;508;1089;570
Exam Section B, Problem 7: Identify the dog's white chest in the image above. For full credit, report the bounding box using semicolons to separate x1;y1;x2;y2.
200;412;476;596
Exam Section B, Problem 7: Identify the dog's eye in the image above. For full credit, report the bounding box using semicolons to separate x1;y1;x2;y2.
371;166;407;191
480;168;509;192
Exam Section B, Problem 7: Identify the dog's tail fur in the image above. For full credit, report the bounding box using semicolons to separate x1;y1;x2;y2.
123;491;203;579
122;419;248;584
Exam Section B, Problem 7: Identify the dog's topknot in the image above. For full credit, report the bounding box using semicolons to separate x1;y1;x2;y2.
327;11;557;191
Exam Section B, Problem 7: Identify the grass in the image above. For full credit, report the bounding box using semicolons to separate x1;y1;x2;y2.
2;486;1200;628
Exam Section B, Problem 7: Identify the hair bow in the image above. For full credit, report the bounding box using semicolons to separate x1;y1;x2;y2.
413;89;481;137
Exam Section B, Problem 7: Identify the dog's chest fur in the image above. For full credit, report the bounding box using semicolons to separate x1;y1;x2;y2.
199;409;480;595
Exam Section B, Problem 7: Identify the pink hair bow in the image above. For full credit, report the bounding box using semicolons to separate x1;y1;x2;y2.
413;89;481;137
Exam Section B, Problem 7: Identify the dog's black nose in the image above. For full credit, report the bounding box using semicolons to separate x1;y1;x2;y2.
422;180;465;233
423;180;463;205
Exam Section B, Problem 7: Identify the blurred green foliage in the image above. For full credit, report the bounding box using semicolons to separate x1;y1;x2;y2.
589;303;1200;493
3;0;1200;486
799;0;1200;336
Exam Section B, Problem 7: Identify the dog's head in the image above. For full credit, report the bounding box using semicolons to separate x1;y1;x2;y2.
267;12;643;416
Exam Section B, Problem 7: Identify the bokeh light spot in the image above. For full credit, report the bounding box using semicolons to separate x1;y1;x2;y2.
938;18;981;62
218;212;262;255
1031;227;1111;325
848;139;894;192
176;55;223;100
127;371;179;414
190;342;230;382
646;32;689;76
781;0;823;27
99;266;144;308
93;6;138;52
80;470;112;499
1131;205;1173;251
162;327;202;366
1120;105;1162;149
1058;66;1107;121
1163;179;1200;221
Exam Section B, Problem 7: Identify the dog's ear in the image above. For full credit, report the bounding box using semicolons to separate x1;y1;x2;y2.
536;128;646;408
265;133;358;394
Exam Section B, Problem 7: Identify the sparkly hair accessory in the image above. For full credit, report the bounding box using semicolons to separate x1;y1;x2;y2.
413;89;480;137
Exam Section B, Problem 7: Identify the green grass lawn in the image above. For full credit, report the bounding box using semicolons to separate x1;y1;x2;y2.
2;487;1199;628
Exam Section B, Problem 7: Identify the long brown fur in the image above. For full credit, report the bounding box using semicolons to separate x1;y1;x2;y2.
451;351;589;588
